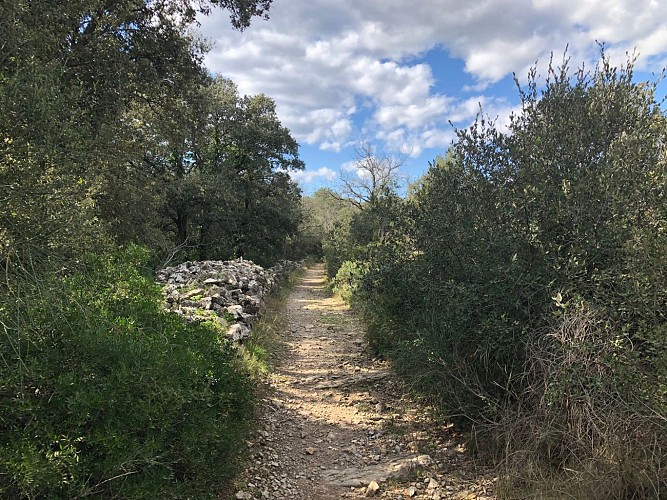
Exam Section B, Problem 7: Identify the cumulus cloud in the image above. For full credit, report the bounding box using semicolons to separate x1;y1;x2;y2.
290;167;338;184
198;0;667;161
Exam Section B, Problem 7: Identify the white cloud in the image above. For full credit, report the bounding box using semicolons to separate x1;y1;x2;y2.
340;160;359;173
290;167;338;184
198;0;667;159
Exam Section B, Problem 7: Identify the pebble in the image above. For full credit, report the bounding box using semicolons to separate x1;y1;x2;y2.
365;481;380;497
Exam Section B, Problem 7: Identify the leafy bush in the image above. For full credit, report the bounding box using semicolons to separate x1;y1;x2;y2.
322;191;402;280
0;246;253;498
322;216;358;279
331;260;367;302
350;53;667;496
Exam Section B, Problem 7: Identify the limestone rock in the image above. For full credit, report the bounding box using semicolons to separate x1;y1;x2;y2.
366;481;380;497
157;258;300;345
226;304;244;319
181;288;203;300
321;455;426;486
228;323;250;342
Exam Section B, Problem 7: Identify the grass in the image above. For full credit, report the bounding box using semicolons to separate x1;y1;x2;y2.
237;264;306;380
194;307;218;317
239;298;288;379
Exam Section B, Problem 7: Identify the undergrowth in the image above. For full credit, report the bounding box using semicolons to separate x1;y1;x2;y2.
240;264;304;379
0;246;254;498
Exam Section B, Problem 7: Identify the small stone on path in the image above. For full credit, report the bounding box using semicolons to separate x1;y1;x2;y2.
365;481;380;497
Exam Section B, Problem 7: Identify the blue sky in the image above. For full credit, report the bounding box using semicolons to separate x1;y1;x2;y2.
197;0;667;194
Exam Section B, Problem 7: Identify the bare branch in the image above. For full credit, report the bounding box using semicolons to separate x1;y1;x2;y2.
338;141;407;208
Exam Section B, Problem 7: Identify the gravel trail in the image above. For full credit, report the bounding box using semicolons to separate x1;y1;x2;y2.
233;264;497;500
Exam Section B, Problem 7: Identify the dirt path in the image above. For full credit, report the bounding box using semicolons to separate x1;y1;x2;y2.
233;265;497;500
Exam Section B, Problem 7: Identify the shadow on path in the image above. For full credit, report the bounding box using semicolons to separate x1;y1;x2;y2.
233;264;497;500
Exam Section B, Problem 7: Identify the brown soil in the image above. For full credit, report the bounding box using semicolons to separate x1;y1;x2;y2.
232;264;497;500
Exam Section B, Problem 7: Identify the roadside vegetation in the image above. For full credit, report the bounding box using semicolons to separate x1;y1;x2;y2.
0;1;309;497
4;1;666;496
317;53;667;498
0;246;253;498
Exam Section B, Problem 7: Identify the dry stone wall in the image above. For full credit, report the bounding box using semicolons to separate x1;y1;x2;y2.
156;259;300;343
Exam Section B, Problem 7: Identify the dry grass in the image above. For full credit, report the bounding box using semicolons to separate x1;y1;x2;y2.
239;266;306;379
489;306;667;499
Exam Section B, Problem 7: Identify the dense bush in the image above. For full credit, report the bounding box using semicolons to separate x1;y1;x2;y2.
0;246;253;498
323;216;359;278
347;53;667;496
494;300;667;498
331;260;367;303
322;190;401;279
295;189;354;263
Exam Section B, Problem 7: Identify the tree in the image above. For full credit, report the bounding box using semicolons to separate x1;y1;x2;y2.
143;77;304;264
337;142;407;209
0;0;274;267
201;78;305;262
295;188;353;259
320;143;407;276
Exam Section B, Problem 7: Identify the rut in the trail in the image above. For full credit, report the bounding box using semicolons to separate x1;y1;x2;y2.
233;264;496;500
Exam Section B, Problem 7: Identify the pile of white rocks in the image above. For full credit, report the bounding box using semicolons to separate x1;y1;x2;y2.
156;259;300;343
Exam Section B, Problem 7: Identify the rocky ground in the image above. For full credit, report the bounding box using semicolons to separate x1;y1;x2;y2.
232;264;497;500
157;259;300;342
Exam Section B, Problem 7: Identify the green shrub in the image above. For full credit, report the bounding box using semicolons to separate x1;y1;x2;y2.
0;245;252;498
356;53;667;416
331;260;366;302
349;53;667;496
322;218;357;279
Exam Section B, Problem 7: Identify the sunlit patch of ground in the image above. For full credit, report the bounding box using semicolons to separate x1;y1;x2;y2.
233;264;497;500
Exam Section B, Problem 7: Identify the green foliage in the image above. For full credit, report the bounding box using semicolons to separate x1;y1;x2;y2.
322;213;358;278
0;2;299;497
0;246;253;498
320;144;405;278
1;1;297;269
331;260;366;303
152;77;305;266
347;53;667;495
292;188;351;260
322;188;403;279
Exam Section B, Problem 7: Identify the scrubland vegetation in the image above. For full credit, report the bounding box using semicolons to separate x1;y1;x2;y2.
3;1;665;496
318;54;667;498
0;1;306;497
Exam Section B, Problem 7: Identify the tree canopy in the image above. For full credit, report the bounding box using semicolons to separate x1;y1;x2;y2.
0;1;311;497
1;0;301;267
